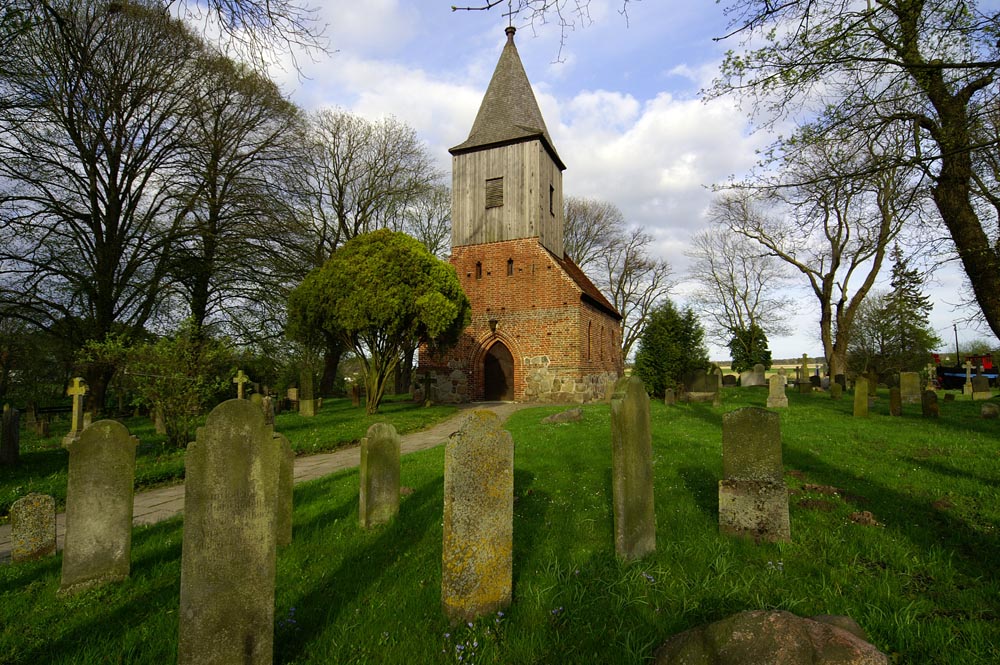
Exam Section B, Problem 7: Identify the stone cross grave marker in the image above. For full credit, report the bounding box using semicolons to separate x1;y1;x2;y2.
1;404;20;467
971;376;991;401
718;407;790;543
233;369;250;399
766;373;788;409
63;377;88;445
178;399;280;665
442;411;514;624
610;376;656;561
899;372;921;405
853;377;869;417
925;363;937;391
889;387;902;416
359;423;401;528
798;355;812;394
274;432;294;548
11;493;56;562
60;420;138;594
299;369;315;417
962;360;974;396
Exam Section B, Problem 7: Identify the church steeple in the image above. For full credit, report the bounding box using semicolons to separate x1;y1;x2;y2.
450;26;564;170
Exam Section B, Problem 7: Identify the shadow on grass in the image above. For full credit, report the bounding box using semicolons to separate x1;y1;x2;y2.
512;469;544;590
784;447;1000;579
903;457;1000;487
677;465;718;521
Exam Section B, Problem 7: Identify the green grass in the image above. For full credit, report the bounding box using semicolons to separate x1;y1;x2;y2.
2;388;999;663
0;395;458;522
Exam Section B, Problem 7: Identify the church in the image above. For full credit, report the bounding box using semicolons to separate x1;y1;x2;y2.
418;26;623;403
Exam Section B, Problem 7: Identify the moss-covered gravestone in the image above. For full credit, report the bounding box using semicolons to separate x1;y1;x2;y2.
853;377;869;417
610;376;656;561
60;420;138;593
899;372;920;405
11;493;56;562
178;400;280;665
274;432;294;547
359;423;401;528
718;407;790;543
442;411;513;623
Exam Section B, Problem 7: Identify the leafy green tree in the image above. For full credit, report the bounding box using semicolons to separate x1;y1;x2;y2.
633;299;708;397
728;324;771;374
286;230;470;414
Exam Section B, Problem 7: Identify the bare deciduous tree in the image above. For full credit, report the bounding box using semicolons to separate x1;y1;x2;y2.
403;183;452;260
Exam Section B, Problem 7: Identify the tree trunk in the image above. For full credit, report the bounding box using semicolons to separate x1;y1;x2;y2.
396;344;416;395
320;335;343;395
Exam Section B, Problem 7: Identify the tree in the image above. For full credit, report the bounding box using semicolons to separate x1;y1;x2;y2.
563;197;672;359
633;299;708;397
403;183;452;260
709;0;1000;347
713;125;919;377
728;324;771;374
286;230;470;414
0;0;204;408
686;227;792;347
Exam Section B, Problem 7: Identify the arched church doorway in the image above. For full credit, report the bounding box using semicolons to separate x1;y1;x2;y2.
484;341;514;401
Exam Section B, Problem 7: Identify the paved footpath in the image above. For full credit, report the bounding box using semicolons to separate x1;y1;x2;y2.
0;401;533;564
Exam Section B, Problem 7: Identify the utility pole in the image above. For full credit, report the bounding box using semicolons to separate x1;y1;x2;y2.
954;323;960;365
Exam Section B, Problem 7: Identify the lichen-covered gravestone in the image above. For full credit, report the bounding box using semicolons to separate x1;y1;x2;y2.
359;423;400;528
610;376;656;561
11;493;56;562
1;404;20;466
178;400;281;665
60;420;138;593
718;407;790;543
274;432;294;547
899;372;921;405
766;374;787;409
441;411;514;623
853;377;869;417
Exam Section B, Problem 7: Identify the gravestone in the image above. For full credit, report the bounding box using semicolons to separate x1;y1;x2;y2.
299;370;315;417
712;367;723;406
853;378;869;417
722;373;737;387
1;404;20;466
766;374;787;409
830;383;843;400
610;376;656;561
60;420;138;593
287;387;299;412
963;360;974;397
889;387;902;416
663;388;676;406
982;403;999;419
63;377;88;445
274;433;294;548
35;420;50;437
867;371;878;396
250;392;263;408
921;390;939;418
233;369;250;399
750;364;767;387
971;376;991;401
178;400;281;665
261;395;275;425
153;407;166;435
925;363;937;391
718;408;790;543
350;384;361;408
944;393;955;402
25;402;37;427
899;372;921;405
359;423;401;528
834;373;846;389
441;410;514;623
11;493;56;562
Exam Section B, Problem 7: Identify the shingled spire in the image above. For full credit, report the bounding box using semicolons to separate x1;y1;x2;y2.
450;26;564;170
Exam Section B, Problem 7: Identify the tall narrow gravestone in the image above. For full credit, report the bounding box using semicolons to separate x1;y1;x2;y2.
718;408;790;543
899;372;920;405
274;432;294;548
853;377;869;417
60;420;138;593
442;411;514;623
1;404;20;466
963;360;974;397
610;376;656;561
299;369;316;417
889;387;902;417
178;400;280;665
766;374;788;409
359;423;401;528
11;493;56;562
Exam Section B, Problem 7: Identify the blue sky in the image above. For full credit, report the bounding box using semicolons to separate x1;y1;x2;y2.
263;0;997;360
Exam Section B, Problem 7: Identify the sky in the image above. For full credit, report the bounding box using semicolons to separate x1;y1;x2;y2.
261;0;998;361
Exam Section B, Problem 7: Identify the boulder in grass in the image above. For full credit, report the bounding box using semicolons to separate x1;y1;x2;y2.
541;408;582;424
653;610;888;665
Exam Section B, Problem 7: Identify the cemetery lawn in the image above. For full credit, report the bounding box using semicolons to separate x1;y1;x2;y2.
2;389;999;663
0;396;458;523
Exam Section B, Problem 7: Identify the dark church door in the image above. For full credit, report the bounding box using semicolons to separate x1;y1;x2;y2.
484;342;514;401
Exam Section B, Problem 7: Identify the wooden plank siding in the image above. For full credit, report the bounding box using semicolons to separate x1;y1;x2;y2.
451;139;563;258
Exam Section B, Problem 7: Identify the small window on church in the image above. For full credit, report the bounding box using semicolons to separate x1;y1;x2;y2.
549;184;555;216
476;261;482;279
486;177;503;208
507;258;513;276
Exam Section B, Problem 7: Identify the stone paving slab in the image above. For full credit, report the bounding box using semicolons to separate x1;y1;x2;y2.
0;402;530;564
